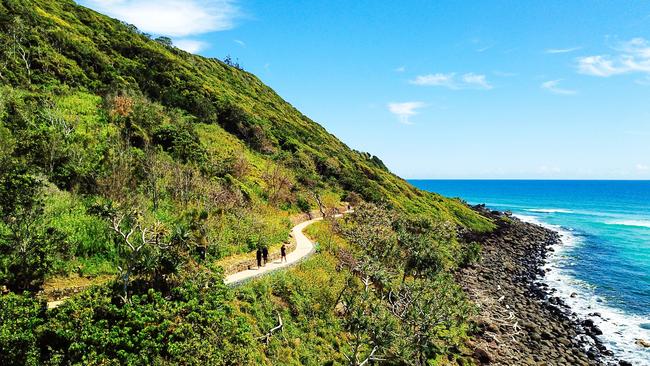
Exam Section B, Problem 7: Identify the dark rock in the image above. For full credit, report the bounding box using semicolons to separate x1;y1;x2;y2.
459;207;613;365
473;347;493;364
581;319;595;328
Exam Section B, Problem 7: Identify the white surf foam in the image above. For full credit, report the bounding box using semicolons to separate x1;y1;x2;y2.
526;208;574;214
606;220;650;229
514;214;650;365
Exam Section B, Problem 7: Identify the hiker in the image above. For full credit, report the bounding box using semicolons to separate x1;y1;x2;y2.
256;248;262;269
262;246;269;265
280;244;287;262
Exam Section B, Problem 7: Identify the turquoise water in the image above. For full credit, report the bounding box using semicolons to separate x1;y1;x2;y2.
410;180;650;364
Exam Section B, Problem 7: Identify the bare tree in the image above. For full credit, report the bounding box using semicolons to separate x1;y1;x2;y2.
110;212;170;303
168;165;197;207
98;140;138;206
40;102;73;176
0;17;32;81
143;149;166;210
312;191;326;218
263;166;293;206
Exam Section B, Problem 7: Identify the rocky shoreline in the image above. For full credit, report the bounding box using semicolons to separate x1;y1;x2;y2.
458;206;630;366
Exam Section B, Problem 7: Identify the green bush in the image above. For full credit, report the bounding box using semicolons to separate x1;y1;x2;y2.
0;293;46;366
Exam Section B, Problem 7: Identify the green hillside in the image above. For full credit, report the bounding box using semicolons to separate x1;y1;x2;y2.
0;0;494;364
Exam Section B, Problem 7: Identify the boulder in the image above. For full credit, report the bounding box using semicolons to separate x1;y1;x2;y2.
473;347;493;364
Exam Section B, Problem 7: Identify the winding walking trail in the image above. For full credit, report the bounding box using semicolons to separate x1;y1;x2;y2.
48;212;347;308
224;213;343;285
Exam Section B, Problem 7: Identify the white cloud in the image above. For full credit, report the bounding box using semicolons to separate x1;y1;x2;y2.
577;38;650;77
83;0;241;37
234;39;246;47
541;79;577;95
410;73;456;88
387;102;425;125
545;47;581;54
395;66;406;73
174;39;207;53
637;163;649;172
409;72;492;90
461;73;493;89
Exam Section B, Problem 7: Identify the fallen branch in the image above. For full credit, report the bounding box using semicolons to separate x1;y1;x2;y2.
358;346;385;366
258;311;283;345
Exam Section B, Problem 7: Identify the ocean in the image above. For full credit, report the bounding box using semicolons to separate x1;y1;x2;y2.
410;180;650;364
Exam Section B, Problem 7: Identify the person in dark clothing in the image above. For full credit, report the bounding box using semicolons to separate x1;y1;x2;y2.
256;248;262;269
262;246;269;265
280;244;287;263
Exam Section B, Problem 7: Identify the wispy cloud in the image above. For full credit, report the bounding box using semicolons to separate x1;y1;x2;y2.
410;73;455;88
541;79;577;95
476;45;493;53
462;73;492;89
469;37;495;53
83;0;242;37
395;66;406;73
174;39;208;53
409;72;492;90
234;39;246;47
387;102;425;125
637;163;649;172
545;47;581;54
577;38;650;77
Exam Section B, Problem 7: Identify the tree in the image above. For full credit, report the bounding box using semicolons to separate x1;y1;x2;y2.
0;16;32;83
155;36;173;47
263;166;293;206
143;147;165;210
389;277;473;365
37;101;73;177
109;211;186;302
341;203;398;266
0;165;68;293
340;274;395;366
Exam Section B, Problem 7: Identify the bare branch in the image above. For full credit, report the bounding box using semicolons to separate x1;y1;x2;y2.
258;311;283;345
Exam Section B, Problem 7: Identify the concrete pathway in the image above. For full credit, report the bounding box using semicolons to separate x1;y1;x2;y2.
224;214;339;285
47;212;347;308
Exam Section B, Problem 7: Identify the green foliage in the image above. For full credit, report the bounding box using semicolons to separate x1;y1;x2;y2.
0;0;492;231
0;293;46;366
337;204;477;365
0;1;495;364
0;163;69;292
0;267;259;365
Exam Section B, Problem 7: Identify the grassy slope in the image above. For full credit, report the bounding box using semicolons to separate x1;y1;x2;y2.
0;1;495;364
1;0;492;233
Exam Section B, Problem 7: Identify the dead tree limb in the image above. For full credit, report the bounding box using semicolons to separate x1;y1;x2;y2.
258;311;283;345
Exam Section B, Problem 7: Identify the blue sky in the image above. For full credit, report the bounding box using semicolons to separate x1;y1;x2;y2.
79;0;650;179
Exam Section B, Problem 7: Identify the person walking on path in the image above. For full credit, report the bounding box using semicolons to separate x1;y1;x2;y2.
280;244;287;263
262;246;269;266
256;248;263;269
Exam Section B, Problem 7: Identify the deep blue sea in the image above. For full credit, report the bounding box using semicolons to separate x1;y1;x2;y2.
410;180;650;364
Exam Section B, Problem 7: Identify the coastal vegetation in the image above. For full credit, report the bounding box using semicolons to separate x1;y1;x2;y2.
0;0;494;364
